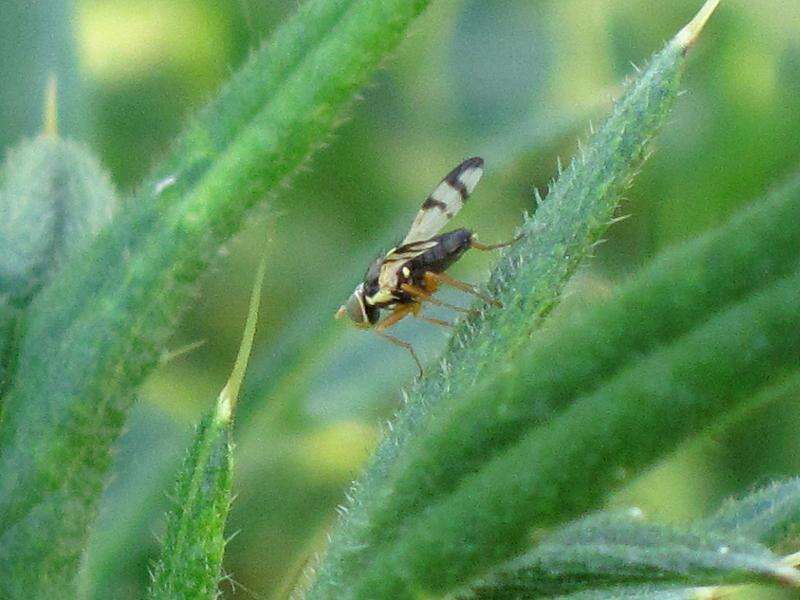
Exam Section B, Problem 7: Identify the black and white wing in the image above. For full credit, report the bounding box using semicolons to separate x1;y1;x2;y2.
401;157;484;245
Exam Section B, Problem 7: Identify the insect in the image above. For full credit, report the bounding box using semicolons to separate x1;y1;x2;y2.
335;157;517;375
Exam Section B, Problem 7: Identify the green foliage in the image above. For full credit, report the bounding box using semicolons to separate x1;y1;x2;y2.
370;171;800;555
706;475;800;551
147;259;265;599
0;299;15;397
347;268;800;598
469;474;800;599
308;5;722;598
546;585;722;599
149;260;267;600
465;510;798;598
0;133;118;401
147;412;233;600
3;1;800;599
0;135;118;306
0;0;431;597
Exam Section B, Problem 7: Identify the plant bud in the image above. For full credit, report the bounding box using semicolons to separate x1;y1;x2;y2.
0;135;118;306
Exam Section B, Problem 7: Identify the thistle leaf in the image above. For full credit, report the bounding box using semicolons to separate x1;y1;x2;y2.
0;133;117;404
462;511;799;599
309;3;721;596
0;135;118;306
370;171;800;548
545;584;730;600
349;265;800;598
0;0;431;595
706;476;800;551
146;258;265;600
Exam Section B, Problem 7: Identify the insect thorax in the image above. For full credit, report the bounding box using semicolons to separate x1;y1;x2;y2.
364;229;473;309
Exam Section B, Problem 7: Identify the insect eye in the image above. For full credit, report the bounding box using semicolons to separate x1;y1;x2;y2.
342;290;367;324
364;280;379;296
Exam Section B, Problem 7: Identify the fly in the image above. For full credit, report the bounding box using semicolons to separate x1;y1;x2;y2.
336;157;517;375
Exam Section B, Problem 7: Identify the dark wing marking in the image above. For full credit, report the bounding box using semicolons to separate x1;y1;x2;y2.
377;240;438;292
401;157;484;245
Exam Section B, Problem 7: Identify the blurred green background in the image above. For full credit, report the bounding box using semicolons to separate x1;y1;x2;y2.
4;0;800;597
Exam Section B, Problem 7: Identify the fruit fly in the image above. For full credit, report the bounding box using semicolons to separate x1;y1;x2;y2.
335;157;515;375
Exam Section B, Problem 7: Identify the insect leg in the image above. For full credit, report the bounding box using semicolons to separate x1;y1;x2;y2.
470;233;523;251
375;302;417;331
373;329;423;376
424;271;502;308
415;314;453;328
400;283;472;315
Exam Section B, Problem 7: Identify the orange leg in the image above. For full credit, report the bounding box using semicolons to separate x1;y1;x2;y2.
400;283;472;315
470;233;523;251
373;330;423;376
415;314;453;329
424;271;502;308
374;303;423;376
375;302;418;331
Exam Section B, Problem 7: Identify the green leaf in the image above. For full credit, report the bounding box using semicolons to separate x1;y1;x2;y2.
0;135;118;306
76;404;188;600
147;258;265;600
79;96;602;588
546;584;728;600
78;105;595;593
0;0;431;596
369;166;800;552
0;131;118;406
349;266;800;598
462;511;799;599
0;299;19;402
309;2;720;596
147;413;233;600
236;100;599;426
706;474;800;551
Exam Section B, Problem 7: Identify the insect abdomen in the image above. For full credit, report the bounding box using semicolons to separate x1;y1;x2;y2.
409;228;472;281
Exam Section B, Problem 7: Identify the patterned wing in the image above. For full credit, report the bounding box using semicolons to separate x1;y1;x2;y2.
401;157;484;245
